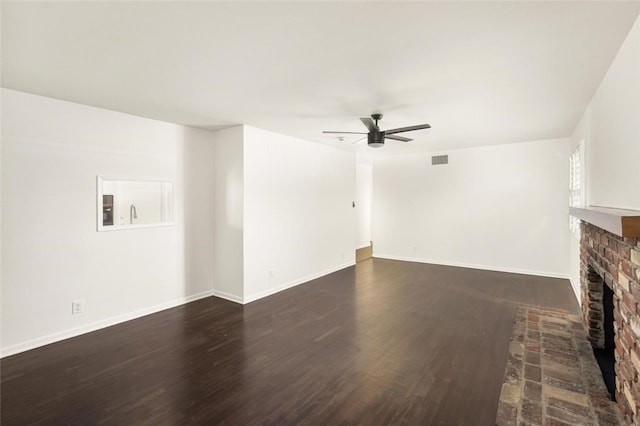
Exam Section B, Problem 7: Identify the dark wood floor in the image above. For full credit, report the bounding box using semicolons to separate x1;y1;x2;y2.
1;258;579;425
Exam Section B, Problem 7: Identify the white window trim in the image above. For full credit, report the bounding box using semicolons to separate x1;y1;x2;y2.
569;140;586;240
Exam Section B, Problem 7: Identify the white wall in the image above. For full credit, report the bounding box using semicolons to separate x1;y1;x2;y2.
568;16;640;300
211;126;244;303
243;126;356;302
183;126;216;298
586;15;640;211
1;89;216;356
373;139;570;278
356;158;373;249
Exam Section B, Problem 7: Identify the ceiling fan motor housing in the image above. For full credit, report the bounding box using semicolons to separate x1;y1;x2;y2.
368;131;385;148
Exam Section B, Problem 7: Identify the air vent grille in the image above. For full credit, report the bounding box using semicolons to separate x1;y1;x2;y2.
431;155;448;165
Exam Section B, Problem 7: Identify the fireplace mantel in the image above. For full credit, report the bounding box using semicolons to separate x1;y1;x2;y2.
570;206;640;237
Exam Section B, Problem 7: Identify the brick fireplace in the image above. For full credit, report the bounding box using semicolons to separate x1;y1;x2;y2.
575;207;640;425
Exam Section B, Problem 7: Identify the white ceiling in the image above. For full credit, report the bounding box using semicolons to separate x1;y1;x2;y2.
2;1;639;154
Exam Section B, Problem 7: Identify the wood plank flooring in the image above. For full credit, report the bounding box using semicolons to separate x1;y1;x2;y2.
1;259;579;425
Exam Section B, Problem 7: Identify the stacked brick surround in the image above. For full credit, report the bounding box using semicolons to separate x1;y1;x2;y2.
580;221;640;424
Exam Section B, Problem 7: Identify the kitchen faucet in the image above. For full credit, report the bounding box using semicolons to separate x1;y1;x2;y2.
130;204;137;224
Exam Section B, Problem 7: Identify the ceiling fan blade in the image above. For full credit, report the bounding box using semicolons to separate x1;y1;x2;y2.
385;134;412;142
360;117;378;132
384;123;431;135
322;131;368;134
352;136;367;144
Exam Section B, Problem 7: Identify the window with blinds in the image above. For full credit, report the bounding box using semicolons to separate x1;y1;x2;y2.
569;143;583;207
569;141;584;239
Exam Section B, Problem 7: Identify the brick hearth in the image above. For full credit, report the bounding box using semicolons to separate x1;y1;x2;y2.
581;221;640;424
496;306;620;425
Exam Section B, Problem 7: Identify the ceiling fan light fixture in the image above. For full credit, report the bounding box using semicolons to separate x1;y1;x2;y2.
368;131;385;148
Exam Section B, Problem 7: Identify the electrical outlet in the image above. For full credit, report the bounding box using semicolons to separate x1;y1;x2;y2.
412;246;417;254
268;270;274;280
72;300;84;315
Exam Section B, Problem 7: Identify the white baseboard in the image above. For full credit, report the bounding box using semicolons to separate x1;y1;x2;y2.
212;289;243;304
373;254;570;280
1;290;215;358
243;261;355;304
569;277;582;306
3;256;565;357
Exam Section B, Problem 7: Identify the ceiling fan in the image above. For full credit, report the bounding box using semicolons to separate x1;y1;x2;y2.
323;113;431;148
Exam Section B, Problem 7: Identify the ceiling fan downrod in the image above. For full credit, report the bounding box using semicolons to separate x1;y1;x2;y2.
368;114;385;148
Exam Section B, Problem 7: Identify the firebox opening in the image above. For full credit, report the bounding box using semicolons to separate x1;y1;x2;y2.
593;274;616;402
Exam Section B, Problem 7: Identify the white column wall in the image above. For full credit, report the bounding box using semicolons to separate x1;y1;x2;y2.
211;126;245;303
